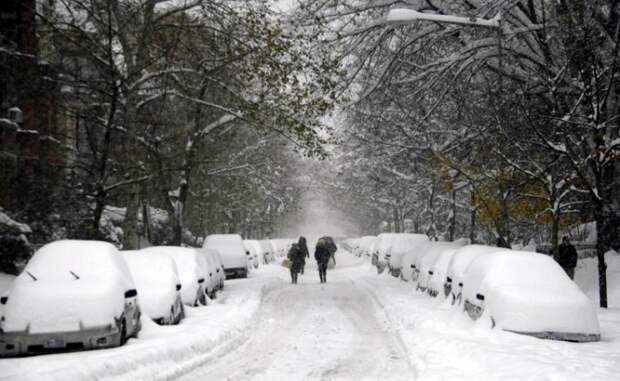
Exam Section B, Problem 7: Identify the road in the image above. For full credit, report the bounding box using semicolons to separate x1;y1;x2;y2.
179;258;416;381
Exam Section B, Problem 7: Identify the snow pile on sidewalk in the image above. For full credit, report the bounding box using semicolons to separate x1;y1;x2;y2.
0;266;285;381
575;250;620;308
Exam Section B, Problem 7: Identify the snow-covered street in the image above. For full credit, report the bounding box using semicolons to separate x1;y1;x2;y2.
2;249;619;381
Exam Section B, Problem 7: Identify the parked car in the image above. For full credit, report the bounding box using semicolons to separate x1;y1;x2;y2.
414;242;460;292
204;235;249;279
461;251;600;342
387;234;428;277
372;233;400;273
143;247;207;306
244;240;260;269
358;236;377;259
0;240;141;357
122;251;184;325
426;248;459;299
245;240;264;266
445;245;512;306
203;248;225;292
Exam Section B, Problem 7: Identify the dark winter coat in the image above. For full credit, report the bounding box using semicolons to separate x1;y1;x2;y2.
314;241;331;266
298;238;309;264
287;243;305;273
558;242;578;269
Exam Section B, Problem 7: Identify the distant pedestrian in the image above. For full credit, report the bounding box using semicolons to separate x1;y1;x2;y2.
558;236;578;279
315;238;331;283
287;243;305;284
298;236;309;275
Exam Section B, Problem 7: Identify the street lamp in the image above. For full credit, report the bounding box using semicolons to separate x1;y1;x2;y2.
384;8;501;30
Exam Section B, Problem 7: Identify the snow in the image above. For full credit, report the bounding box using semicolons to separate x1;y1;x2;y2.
0;267;284;381
0;211;31;234
203;235;247;270
1;250;619;380
121;251;181;321
575;250;620;307
385;8;501;29
461;251;600;338
427;248;459;299
387;233;428;272
141;247;204;306
199;248;221;294
445;244;513;303
357;235;377;258
414;242;463;291
0;273;15;296
2;240;133;333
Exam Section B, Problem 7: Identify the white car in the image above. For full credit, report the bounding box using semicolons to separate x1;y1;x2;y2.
358;236;377;258
201;248;221;297
426;248;459;299
372;233;400;273
414;242;460;292
243;240;260;269
245;240;265;265
461;251;600;342
143;247;207;306
204;235;249;279
0;240;141;356
445;245;512;305
387;234;428;277
122;251;184;325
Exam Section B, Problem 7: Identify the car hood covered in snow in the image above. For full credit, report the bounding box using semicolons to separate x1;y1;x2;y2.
3;278;125;333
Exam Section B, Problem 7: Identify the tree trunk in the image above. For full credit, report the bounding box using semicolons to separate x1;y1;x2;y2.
122;183;140;249
449;187;457;241
551;211;560;261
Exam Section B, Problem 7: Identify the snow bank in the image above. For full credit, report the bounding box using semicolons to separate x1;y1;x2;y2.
575;250;620;308
462;251;600;339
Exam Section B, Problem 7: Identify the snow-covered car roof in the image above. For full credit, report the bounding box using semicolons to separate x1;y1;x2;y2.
427;248;459;298
388;234;429;269
3;240;132;333
375;233;401;254
462;251;600;337
122;250;180;320
446;245;513;290
415;243;459;288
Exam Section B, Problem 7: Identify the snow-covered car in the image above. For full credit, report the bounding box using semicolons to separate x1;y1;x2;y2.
0;240;141;357
245;240;264;266
259;240;275;263
426;248;459;299
358;236;377;258
122;251;184;325
372;233;400;273
204;235;249;279
202;248;225;292
387;234;428;277
414;242;460;292
461;251;600;342
143;247;207;306
445;245;512;305
244;241;260;269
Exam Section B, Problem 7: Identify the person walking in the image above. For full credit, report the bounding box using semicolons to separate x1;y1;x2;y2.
558;236;578;280
298;236;309;275
315;238;331;283
287;243;304;284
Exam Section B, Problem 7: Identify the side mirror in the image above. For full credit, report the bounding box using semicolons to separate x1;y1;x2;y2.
198;278;205;284
124;289;138;298
0;296;7;305
446;277;452;283
246;251;250;255
476;293;485;301
176;284;182;291
428;270;434;275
